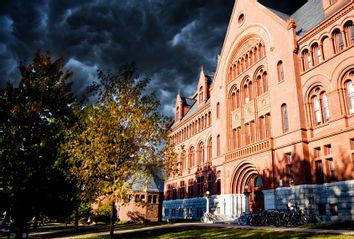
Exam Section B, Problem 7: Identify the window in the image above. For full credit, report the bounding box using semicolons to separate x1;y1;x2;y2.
217;135;221;156
315;160;324;184
324;144;332;156
277;61;284;82
259;116;265;140
207;137;212;163
197;142;205;166
172;185;177;200
232;128;237;150
188;179;194;198
332;29;344;53
318;203;326;215
237;127;242;148
311;43;322;66
181;150;186;172
321;36;331;61
148;195;152;203
346;80;354;114
231;91;237;110
313;96;322;125
281;104;289;133
284;153;293;186
265;114;271;138
216;102;220;118
180;181;185;199
189;147;195;168
326;158;335;182
207;174;212;193
250;121;255;143
314;147;321;159
245;123;250;144
199;86;204;103
153;195;157;204
197;176;204;197
344;21;354;46
301;49;311;71
216;179;221;195
329;0;336;5
350;138;354;150
321;93;330;123
329;203;338;216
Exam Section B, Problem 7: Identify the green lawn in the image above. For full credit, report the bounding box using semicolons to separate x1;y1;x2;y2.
81;226;354;239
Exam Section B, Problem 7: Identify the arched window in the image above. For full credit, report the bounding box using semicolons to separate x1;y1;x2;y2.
236;90;240;108
232;128;237;150
256;75;262;96
216;135;220;156
277;61;284;82
189;147;195;168
332;29;344;53
309;87;330;126
207;137;212;163
258;43;264;58
181;150;186;172
216;102;220;118
216;179;221;195
259;116;266;140
301;49;311;71
281;104;289;133
344;21;354;46
231;91;237;110
244;84;249;103
347;80;354;114
312;96;322;125
311;43;322;66
199;86;204;103
262;72;268;93
321;93;330;123
197;142;205;166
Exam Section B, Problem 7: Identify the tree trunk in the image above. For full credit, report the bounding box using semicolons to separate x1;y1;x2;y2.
74;207;79;231
110;201;115;239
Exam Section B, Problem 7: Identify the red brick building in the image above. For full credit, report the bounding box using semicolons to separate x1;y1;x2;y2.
163;0;354;222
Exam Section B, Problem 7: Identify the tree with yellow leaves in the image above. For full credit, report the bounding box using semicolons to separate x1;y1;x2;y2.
64;64;175;238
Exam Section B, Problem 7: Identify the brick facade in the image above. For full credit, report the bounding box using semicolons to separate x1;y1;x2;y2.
164;0;354;222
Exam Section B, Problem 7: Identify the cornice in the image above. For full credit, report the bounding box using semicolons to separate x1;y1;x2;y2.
298;2;354;44
169;102;211;134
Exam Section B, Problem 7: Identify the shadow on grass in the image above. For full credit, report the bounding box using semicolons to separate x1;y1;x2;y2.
105;227;354;239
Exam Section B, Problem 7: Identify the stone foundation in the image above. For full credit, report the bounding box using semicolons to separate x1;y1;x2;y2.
163;180;354;222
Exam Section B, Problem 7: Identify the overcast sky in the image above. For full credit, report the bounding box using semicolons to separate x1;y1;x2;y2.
0;0;234;117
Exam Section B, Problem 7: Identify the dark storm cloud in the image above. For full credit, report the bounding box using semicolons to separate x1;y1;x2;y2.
0;0;234;117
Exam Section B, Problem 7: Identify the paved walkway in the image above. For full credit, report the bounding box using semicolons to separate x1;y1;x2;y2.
29;222;354;239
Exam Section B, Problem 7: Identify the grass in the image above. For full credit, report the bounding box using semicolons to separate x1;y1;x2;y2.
80;226;354;239
298;221;354;230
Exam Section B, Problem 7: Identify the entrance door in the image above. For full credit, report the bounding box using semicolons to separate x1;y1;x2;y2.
247;175;264;213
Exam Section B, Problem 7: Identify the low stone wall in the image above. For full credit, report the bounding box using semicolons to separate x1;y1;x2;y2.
270;180;354;222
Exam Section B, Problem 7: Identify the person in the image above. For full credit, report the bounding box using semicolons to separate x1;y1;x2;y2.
287;199;296;210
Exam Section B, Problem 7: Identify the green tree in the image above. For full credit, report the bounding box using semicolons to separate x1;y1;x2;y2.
0;51;79;238
64;64;175;239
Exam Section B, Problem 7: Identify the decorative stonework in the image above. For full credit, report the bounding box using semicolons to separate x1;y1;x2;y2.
231;108;241;130
257;92;270;116
243;101;254;123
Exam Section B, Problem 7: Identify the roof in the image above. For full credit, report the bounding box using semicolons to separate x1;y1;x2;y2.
258;0;325;36
132;171;164;193
291;0;325;36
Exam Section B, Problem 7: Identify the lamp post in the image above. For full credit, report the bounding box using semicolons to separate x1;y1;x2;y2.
205;191;210;214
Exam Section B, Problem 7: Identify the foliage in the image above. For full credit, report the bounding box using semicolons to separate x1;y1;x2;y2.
0;51;79;224
64;63;175;205
96;203;112;218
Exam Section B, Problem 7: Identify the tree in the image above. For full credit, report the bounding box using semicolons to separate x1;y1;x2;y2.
64;64;175;239
0;51;79;238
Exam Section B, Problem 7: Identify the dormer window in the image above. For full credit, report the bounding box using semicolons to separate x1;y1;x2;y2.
199;86;204;103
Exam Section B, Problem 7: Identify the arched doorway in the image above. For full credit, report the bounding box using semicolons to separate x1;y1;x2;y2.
245;175;264;213
231;161;264;214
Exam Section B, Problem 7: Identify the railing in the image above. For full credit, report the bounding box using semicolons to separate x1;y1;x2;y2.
225;138;272;161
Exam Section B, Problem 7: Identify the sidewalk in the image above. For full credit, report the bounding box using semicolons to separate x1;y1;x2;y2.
35;222;354;239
